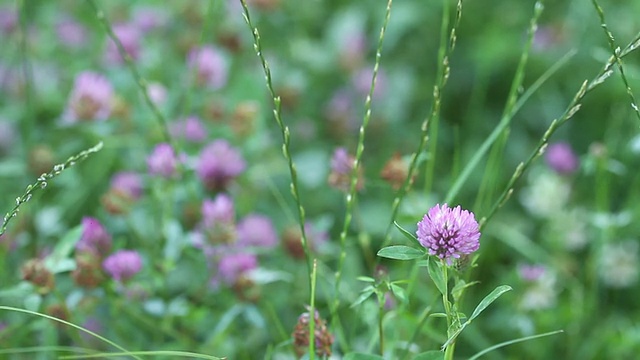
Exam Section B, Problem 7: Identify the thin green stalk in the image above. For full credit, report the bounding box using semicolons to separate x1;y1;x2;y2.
468;330;564;360
590;0;640;125
447;0;545;205
238;0;313;285
423;0;455;194
308;259;318;360
18;0;34;155
1;142;104;236
0;306;142;360
331;0;393;328
378;296;385;355
441;265;456;360
381;0;463;248
85;0;173;145
479;31;640;229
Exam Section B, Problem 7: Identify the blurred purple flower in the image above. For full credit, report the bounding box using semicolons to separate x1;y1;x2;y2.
147;143;178;178
170;116;207;142
196;140;246;190
237;214;278;248
545;142;578;175
352;66;387;99
218;252;257;285
132;7;168;32
339;31;366;70
103;250;143;282
518;264;546;282
146;82;167;106
110;172;143;200
187;46;228;89
202;194;235;228
0;6;17;34
56;17;87;48
104;23;141;64
63;71;113;122
0;118;15;155
417;204;480;265
77;217;112;257
330;147;353;175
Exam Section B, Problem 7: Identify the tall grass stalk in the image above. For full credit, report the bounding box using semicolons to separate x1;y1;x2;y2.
382;0;463;248
423;0;459;195
237;0;312;280
479;31;640;229
86;0;174;145
331;0;393;333
590;0;640;124
450;0;544;207
0;142;104;237
0;305;142;360
18;0;34;156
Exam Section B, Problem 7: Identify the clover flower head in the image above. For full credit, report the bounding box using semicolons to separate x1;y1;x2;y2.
237;214;278;248
202;193;235;228
416;203;480;265
103;250;143;282
77;217;112;257
110;172;143;200
64;71;113;122
170;116;207;142
104;23;141;64
147;143;178;178
56;16;87;48
218;252;257;285
545;142;578;175
187;45;228;89
196;140;246;190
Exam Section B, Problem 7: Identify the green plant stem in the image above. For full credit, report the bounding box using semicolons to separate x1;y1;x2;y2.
378;297;385;356
447;0;545;205
479;30;640;229
238;0;312;280
85;0;173;146
1;142;104;236
590;0;640;125
331;0;393;337
18;0;34;156
381;0;462;248
441;264;456;360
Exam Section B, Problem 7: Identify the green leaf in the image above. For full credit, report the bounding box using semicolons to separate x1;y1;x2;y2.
413;351;444;360
427;256;447;295
393;221;422;248
468;330;564;360
357;276;376;283
343;353;385;360
377;245;425;260
351;286;375;308
429;312;447;318
44;225;82;273
390;283;407;303
469;285;512;321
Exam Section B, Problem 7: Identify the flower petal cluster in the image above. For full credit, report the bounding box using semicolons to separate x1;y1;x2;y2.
416;203;480;264
196;140;246;190
76;217;112;257
64;71;113;122
102;250;143;282
187;46;228;89
147;143;178;178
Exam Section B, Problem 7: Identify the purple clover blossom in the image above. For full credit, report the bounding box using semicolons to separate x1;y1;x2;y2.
218;252;257;285
170;116;207;142
196;140;246;190
77;217;112;257
103;250;143;282
132;7;168;32
56;17;87;48
187;46;228;89
330;147;354;174
237;214;278;248
202;194;235;228
147;82;167;106
147;143;178;178
104;23;141;65
352;66;387;100
64;71;113;122
0;6;17;34
416;203;480;265
110;172;143;200
545;142;579;175
518;264;546;282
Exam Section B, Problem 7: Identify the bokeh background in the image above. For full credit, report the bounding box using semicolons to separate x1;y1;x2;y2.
1;0;640;359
